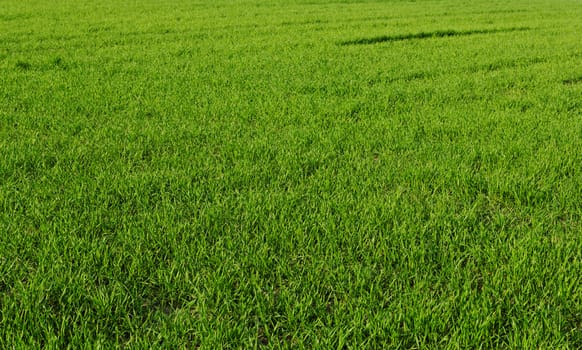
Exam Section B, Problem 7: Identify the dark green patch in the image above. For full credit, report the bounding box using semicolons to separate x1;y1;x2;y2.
339;27;530;45
15;60;32;70
563;76;582;85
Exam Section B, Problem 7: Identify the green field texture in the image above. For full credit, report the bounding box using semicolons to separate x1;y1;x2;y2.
1;0;581;347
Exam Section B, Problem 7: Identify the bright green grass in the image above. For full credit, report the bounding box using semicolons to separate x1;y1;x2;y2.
1;0;581;347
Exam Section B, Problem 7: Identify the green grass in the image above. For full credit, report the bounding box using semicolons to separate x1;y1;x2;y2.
1;0;581;347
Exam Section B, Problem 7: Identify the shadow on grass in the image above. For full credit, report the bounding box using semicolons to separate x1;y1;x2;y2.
339;27;530;45
563;76;582;85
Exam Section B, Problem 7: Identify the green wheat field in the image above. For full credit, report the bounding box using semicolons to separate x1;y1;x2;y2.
1;0;581;347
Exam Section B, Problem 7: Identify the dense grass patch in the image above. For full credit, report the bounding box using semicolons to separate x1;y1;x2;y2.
1;0;581;347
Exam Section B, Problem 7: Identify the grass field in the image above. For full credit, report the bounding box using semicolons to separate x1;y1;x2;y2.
1;0;581;347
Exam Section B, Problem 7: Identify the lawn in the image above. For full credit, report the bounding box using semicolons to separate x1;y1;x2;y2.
1;0;581;347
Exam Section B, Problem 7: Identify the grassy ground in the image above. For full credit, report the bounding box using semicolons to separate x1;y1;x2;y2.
1;0;581;347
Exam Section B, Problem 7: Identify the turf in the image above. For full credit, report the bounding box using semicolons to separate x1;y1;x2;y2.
1;0;581;348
